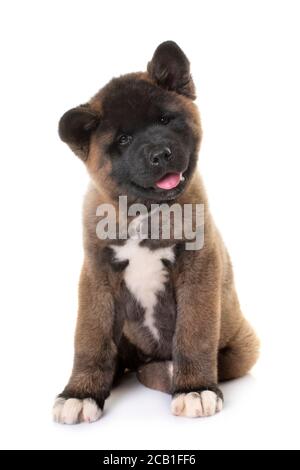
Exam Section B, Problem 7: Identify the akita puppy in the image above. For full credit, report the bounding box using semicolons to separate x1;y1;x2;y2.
53;41;259;424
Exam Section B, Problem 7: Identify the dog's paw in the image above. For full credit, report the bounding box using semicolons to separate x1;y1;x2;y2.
171;390;223;418
53;397;102;425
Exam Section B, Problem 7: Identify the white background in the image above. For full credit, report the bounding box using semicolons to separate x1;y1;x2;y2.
0;0;300;450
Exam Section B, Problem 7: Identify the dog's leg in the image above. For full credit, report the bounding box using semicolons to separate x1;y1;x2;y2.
171;250;223;418
53;263;118;424
137;361;173;393
218;318;260;381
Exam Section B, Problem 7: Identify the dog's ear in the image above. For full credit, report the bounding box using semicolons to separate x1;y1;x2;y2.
147;41;196;100
58;105;100;160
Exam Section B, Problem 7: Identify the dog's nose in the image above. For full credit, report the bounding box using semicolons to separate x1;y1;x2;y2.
149;147;172;166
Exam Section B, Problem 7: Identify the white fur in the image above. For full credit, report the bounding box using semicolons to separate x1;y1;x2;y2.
53;397;102;424
216;397;223;413
171;391;222;418
168;361;174;378
112;239;175;340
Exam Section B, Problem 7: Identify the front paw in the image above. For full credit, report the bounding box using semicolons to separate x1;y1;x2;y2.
53;397;102;425
171;388;223;418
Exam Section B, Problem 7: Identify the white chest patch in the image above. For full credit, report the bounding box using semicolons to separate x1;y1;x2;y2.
112;239;175;340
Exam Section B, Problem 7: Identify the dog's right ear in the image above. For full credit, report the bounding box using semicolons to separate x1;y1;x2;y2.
58;105;100;160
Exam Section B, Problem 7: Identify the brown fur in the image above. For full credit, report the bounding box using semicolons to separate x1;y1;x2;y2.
56;42;259;418
59;170;259;402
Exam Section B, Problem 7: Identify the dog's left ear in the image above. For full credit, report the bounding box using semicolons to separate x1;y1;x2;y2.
147;41;196;100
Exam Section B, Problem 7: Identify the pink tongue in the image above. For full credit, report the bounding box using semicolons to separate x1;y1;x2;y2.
155;172;181;190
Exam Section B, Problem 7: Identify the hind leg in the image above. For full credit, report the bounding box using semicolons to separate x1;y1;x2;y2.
137;361;223;418
137;361;173;393
218;318;260;382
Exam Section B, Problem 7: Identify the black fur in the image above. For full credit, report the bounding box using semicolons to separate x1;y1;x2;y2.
147;41;196;99
59;105;99;160
98;77;198;202
59;43;200;203
102;246;129;272
172;386;224;401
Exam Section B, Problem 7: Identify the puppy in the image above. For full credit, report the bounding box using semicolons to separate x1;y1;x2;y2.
53;41;259;424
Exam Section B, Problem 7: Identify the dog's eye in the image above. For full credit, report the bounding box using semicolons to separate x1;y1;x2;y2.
159;115;170;125
117;134;132;146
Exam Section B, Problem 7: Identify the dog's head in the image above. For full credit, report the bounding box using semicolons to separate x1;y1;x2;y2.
59;41;202;202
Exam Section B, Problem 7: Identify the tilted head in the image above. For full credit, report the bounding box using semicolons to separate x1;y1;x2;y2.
59;41;202;203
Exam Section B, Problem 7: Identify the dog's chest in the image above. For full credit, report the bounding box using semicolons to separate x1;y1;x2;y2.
111;239;175;340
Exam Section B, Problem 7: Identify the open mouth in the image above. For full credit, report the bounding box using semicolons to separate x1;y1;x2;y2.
155;172;184;190
129;170;187;200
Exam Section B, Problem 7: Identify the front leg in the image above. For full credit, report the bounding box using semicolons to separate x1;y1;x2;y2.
53;263;118;424
172;250;223;418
